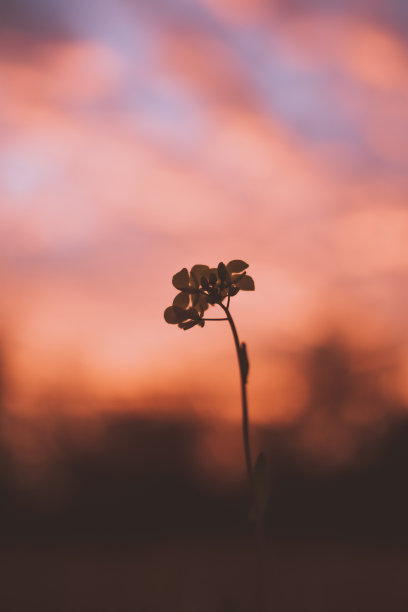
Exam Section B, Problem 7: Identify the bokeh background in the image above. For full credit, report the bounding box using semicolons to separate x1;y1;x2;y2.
1;1;408;610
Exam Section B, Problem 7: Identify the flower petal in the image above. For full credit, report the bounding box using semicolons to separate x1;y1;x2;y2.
231;272;246;283
227;260;249;274
236;275;255;290
164;306;180;324
190;264;209;287
172;268;190;290
174;306;191;322
173;292;189;309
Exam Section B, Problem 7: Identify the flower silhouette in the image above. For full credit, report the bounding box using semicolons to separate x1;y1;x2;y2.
164;260;254;330
163;258;265;609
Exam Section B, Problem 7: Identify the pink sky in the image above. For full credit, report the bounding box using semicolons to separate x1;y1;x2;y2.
1;1;408;438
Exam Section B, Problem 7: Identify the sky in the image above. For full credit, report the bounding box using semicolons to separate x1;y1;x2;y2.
1;0;408;450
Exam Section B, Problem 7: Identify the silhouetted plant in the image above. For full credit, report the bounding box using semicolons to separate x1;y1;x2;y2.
164;260;268;612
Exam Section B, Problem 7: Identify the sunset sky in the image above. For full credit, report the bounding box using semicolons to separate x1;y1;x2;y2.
1;0;408;439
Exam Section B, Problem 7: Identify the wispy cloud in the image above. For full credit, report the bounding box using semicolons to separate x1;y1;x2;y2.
1;1;408;428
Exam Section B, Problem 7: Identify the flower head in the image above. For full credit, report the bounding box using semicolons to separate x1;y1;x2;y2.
164;260;254;330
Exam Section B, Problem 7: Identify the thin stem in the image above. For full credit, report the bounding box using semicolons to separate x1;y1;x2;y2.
218;301;264;612
219;302;253;490
202;317;228;321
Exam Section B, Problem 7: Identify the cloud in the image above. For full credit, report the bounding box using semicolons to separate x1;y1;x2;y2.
1;3;408;426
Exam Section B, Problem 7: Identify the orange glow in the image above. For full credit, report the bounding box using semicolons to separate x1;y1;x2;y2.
1;2;408;469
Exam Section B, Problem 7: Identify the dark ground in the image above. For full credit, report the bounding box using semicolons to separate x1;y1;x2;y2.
1;337;408;610
0;412;408;611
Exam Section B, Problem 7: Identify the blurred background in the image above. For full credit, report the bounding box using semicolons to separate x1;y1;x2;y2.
1;0;408;610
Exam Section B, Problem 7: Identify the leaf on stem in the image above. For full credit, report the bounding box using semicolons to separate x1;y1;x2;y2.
239;342;249;384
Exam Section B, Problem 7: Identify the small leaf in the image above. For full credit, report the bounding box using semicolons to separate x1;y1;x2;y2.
164;306;179;324
173;292;189;309
249;452;269;522
227;260;249;274
236;275;255;291
172;268;190;290
239;342;249;384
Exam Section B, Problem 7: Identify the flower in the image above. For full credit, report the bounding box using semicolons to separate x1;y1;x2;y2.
164;260;254;330
204;260;255;304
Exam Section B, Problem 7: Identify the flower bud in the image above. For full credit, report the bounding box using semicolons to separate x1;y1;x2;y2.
217;262;227;283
